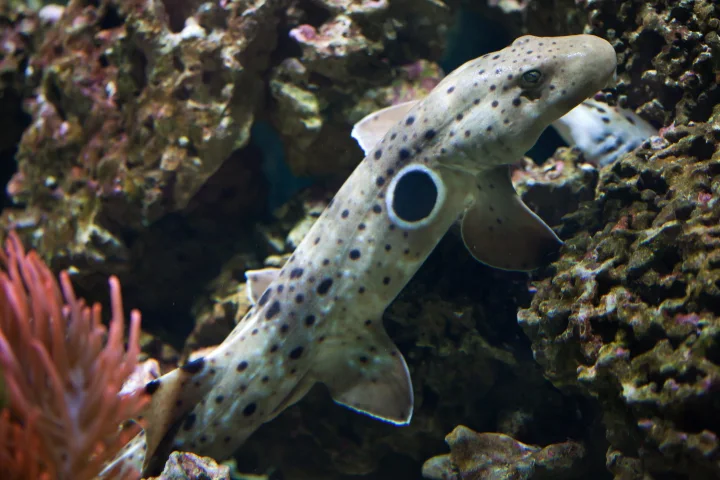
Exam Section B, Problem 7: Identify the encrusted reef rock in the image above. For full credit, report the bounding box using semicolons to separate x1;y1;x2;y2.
422;425;586;480
513;1;720;479
6;0;274;269
518;116;720;478
150;451;231;480
269;0;451;176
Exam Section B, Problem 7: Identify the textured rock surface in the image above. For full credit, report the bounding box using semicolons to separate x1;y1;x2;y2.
5;0;272;269
518;118;720;478
269;0;451;176
150;451;231;480
422;425;586;480
513;1;720;478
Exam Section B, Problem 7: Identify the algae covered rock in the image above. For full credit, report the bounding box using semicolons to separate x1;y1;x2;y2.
6;0;273;268
422;425;586;480
518;117;720;478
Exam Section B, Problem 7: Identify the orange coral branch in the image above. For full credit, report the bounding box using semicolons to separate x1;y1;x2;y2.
0;231;148;480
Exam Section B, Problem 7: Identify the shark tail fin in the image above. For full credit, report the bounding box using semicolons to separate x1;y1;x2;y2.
311;317;414;425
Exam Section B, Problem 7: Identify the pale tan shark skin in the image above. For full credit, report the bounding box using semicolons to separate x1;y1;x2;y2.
109;34;617;475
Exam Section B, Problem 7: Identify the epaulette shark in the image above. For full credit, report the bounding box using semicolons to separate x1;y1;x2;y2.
104;34;617;476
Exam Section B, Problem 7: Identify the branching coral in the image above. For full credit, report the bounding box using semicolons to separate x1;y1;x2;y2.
0;231;147;480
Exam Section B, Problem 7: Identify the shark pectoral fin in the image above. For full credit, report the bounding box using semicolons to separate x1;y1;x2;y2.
245;267;281;304
461;165;563;272
315;324;414;425
351;100;420;155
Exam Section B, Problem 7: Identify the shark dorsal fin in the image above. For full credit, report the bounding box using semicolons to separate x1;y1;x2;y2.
351;101;420;155
245;267;281;305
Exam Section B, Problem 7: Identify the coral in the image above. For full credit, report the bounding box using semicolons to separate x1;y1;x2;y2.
508;1;720;478
149;451;231;480
422;425;586;480
511;150;600;232
518;115;720;478
0;231;147;479
269;0;452;176
6;0;275;269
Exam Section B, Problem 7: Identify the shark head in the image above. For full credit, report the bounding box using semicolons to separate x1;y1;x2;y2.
417;34;617;173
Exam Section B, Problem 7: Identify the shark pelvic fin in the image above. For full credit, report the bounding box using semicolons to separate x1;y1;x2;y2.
245;267;281;304
461;165;563;271
351;100;420;155
312;321;414;425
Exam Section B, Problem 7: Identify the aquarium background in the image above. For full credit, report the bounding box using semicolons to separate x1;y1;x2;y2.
1;0;719;479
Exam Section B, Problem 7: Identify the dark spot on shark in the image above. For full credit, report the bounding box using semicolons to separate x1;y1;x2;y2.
181;357;205;375
145;379;161;395
258;288;271;307
183;414;197;432
456;113;463;121
243;403;257;416
359;356;369;364
385;244;391;251
376;176;385;186
373;204;382;214
276;285;284;293
280;324;289;334
237;361;248;372
492;101;499;108
265;301;281;320
358;223;366;230
270;344;279;353
391;133;397;140
289;346;304;359
424;129;436;140
602;116;610;123
447;86;455;93
406;116;415;125
215;395;224;404
305;315;316;326
374;149;382;159
349;249;361;260
341;209;349;218
314;237;320;245
262;376;269;383
295;294;305;304
317;278;333;295
383;277;391;285
322;258;330;266
359;286;366;294
290;268;304;279
399;148;410;160
513;97;521;106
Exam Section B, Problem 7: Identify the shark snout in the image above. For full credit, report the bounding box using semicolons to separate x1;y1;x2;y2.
553;35;617;111
580;34;618;89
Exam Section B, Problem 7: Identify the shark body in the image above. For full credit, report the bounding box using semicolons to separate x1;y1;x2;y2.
111;34;617;475
552;98;657;166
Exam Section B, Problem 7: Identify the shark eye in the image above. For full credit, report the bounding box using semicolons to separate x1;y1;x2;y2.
521;70;542;85
386;164;446;230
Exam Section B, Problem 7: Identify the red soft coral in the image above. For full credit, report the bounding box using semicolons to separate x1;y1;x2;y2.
0;231;148;479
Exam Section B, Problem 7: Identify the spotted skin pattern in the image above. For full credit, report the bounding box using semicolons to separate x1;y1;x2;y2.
106;34;617;476
552;98;658;166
